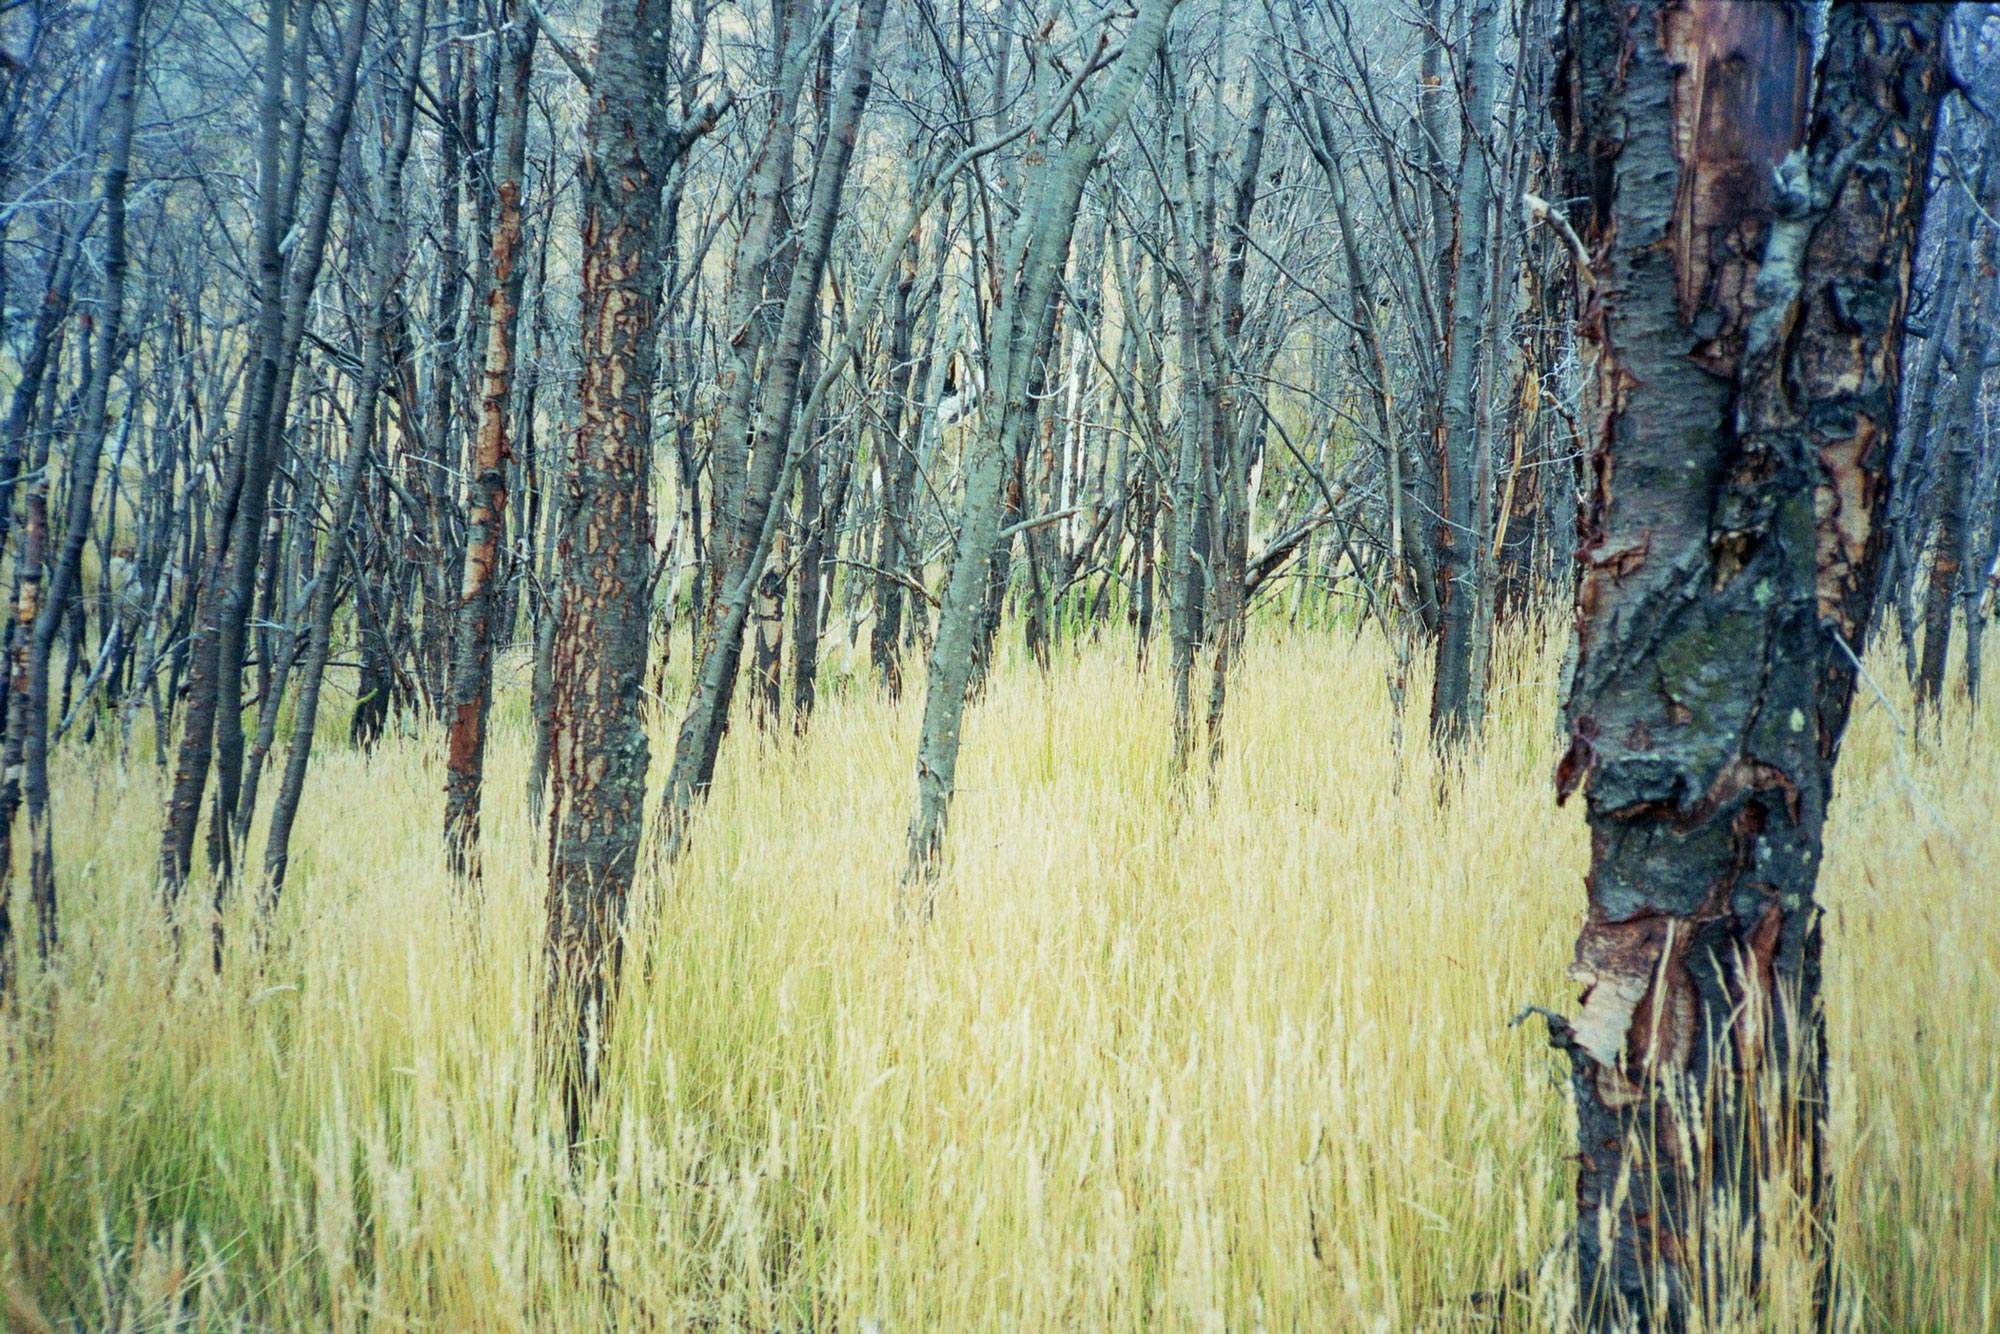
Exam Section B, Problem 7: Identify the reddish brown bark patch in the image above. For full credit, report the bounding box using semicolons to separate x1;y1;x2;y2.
1658;0;1810;376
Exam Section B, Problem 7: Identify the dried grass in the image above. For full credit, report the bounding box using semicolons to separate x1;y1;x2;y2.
0;615;1992;1331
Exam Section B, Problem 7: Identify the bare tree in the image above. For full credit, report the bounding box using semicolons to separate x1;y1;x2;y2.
442;0;538;879
0;0;142;981
906;0;1181;885
542;0;722;1133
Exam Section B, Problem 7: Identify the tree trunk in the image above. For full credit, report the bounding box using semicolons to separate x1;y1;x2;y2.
263;0;425;894
662;0;888;840
159;0;295;899
906;0;1180;883
1548;4;1943;1328
443;0;537;878
211;0;368;876
697;0;812;659
1884;189;1967;675
1915;243;1993;716
160;0;368;906
1164;70;1213;763
543;0;680;1135
0;0;140;973
871;240;924;697
1202;60;1270;768
1429;0;1499;748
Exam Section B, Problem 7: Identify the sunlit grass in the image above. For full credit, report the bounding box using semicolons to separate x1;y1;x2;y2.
1;614;1993;1330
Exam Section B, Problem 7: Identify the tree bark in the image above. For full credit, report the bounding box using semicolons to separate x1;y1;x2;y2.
1429;0;1499;748
443;0;537;878
1915;239;1993;716
696;0;812;658
0;0;141;972
1548;4;1943;1328
263;0;425;895
871;239;925;697
160;0;369;905
544;0;717;1132
1202;59;1271;768
662;0;888;840
214;0;369;869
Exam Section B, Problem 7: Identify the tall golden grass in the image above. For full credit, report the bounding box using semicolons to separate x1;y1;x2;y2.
0;617;1993;1331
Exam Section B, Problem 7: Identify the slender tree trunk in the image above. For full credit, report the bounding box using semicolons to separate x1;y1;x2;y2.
662;0;888;841
211;0;369;877
1294;79;1439;636
906;0;1179;883
789;415;829;728
1429;0;1498;748
161;0;368;906
1915;248;1993;716
1203;60;1270;768
159;0;293;899
0;0;141;971
1964;457;1992;705
1164;77;1213;763
1548;5;1942;1328
0;217;91;569
444;0;537;878
263;0;425;894
419;16;469;714
753;529;787;725
698;0;812;657
872;242;923;696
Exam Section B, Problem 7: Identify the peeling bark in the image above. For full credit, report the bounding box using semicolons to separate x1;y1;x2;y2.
543;0;676;1136
443;0;537;879
1550;3;1943;1327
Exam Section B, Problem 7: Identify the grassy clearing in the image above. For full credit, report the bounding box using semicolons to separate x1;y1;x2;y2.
0;618;1993;1331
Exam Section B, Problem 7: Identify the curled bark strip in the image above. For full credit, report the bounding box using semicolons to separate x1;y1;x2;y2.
1569;913;1695;1086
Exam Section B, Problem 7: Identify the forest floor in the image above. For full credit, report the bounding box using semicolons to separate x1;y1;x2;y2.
2;616;1994;1331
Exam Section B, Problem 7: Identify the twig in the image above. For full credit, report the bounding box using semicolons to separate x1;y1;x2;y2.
522;0;592;91
998;506;1087;542
52;623;123;745
829;557;937;608
1509;1004;1574;1043
1522;193;1595;291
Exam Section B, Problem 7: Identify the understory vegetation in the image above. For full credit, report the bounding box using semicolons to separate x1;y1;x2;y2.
3;619;1993;1331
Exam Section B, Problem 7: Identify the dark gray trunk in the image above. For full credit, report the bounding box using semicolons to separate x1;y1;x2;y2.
1547;4;1943;1327
1916;236;1993;715
263;0;426;894
1429;0;1499;748
0;0;141;973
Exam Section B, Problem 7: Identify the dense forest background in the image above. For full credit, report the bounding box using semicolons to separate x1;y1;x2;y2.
0;0;1995;1328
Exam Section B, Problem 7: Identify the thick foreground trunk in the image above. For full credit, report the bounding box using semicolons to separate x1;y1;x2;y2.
1550;3;1942;1328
